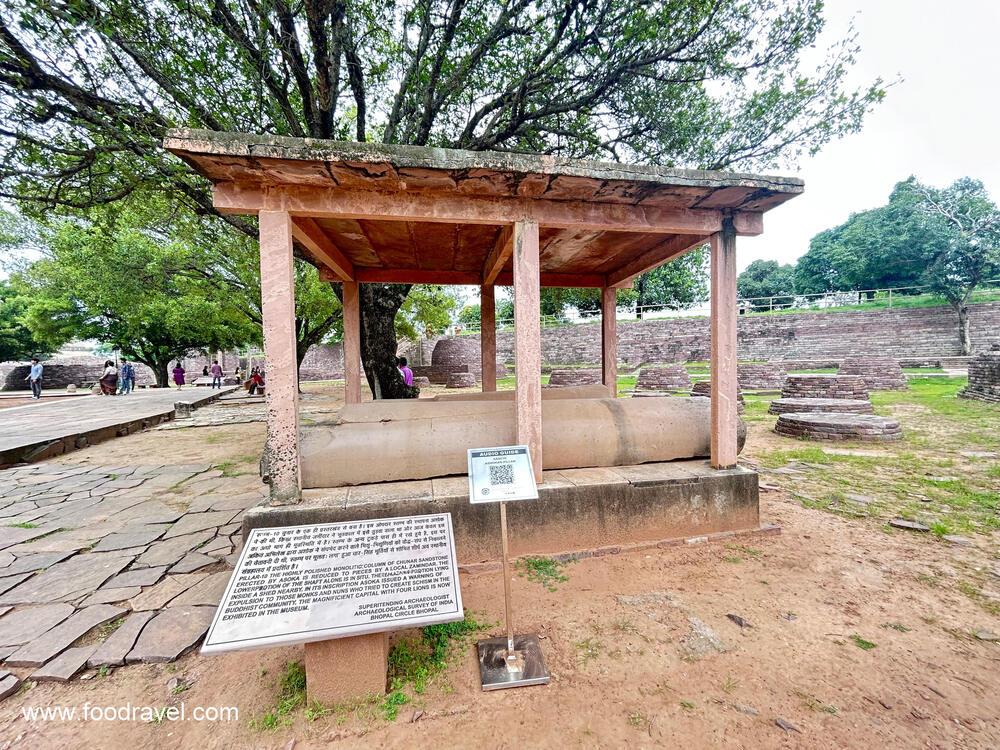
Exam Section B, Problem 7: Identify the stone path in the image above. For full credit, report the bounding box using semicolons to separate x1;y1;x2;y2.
0;460;264;684
0;387;237;465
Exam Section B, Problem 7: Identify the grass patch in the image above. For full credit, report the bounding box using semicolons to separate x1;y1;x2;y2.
515;556;571;591
574;637;602;665
6;522;38;529
882;622;911;633
250;661;307;731
849;634;877;651
381;611;491;720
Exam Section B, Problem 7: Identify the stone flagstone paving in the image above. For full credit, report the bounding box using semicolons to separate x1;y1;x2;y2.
0;460;264;690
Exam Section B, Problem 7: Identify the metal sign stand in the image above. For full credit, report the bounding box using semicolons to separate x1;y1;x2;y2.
468;447;549;691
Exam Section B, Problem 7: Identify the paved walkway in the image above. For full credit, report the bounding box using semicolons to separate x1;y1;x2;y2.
0;387;236;465
0;459;262;684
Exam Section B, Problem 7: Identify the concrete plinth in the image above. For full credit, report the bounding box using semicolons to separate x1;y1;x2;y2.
304;633;388;706
244;460;760;563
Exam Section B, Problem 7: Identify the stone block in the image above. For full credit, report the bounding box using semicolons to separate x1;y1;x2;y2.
304;633;388;706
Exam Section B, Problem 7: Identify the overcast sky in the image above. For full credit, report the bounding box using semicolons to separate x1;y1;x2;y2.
738;0;1000;271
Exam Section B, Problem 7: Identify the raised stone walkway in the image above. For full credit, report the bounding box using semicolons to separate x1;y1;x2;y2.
0;459;262;685
0;387;236;466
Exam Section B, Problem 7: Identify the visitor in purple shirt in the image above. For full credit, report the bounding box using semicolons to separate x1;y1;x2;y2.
397;356;414;386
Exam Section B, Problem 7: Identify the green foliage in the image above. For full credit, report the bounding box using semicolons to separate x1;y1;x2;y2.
631;247;710;317
395;285;461;341
515;556;571;591
457;303;481;327
737;260;797;309
0;279;48;362
849;634;877;651
15;203;255;385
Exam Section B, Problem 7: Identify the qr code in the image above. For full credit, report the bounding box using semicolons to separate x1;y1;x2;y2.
488;463;515;486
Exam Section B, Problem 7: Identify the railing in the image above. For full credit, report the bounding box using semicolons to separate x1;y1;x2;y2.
445;278;1000;336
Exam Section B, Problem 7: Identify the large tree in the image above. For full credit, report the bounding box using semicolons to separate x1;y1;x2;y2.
0;280;49;362
908;177;1000;355
18;207;257;385
0;0;883;397
737;259;797;310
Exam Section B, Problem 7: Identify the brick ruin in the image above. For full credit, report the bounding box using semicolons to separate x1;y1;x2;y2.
548;368;603;387
768;397;874;415
774;413;902;442
445;372;477;388
837;356;908;391
737;363;788;390
634;364;692;392
960;343;1000;403
781;374;870;401
689;380;745;413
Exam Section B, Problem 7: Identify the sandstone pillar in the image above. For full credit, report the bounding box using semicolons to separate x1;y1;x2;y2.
481;284;497;392
258;210;301;502
342;280;362;404
601;286;618;398
710;217;738;468
513;219;542;481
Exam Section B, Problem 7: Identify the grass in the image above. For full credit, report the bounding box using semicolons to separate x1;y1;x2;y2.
575;637;603;665
849;634;877;651
7;522;38;529
752;378;1000;536
251;661;307;730
515;556;571;591
382;611;491;720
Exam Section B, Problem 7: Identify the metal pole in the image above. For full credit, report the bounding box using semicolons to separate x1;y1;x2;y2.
499;501;515;656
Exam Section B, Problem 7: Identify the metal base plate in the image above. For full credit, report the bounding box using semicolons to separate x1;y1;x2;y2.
476;634;550;691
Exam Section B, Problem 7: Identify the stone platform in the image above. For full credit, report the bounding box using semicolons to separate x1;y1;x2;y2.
0;387;237;467
445;372;476;388
837;356;908;390
689;381;745;413
244;460;760;563
768;398;874;415
548;368;602;387
781;374;869;401
774;413;902;442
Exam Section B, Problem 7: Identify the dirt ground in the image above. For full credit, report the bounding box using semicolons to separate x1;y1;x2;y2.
0;382;997;749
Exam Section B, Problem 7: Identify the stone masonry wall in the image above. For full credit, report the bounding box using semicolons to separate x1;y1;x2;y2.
451;301;1000;367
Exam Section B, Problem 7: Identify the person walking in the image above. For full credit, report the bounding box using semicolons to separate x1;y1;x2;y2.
172;362;186;390
25;357;43;399
99;360;118;395
118;359;135;395
210;360;224;389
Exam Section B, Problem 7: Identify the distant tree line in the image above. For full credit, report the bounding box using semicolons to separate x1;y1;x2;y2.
736;177;1000;354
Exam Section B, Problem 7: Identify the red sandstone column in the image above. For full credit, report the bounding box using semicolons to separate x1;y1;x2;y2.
601;286;618;397
480;284;497;391
513;219;542;481
342;280;362;404
710;218;739;468
258;210;301;502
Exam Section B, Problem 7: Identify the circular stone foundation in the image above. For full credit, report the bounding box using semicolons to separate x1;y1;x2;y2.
445;372;477;388
768;398;874;415
688;380;745;413
635;364;692;392
737;363;788;390
774;413;902;441
837;356;908;390
413;376;431;387
781;374;869;401
548;368;602;387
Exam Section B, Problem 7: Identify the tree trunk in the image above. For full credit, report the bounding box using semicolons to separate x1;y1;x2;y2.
146;359;169;388
359;284;419;399
956;303;972;355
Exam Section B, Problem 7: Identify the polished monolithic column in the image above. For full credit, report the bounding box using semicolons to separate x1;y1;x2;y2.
601;286;618;398
342;280;362;404
480;284;497;392
258;210;301;502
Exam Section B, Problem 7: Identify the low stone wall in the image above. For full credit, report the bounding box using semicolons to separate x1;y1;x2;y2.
412;364;470;384
838;356;907;390
635;365;691;392
738;363;787;390
781;375;869;401
548;368;602;387
774;413;902;442
0;357;156;391
446;372;477;388
960;343;1000;403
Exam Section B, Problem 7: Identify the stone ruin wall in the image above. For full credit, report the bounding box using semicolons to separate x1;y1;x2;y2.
440;301;1000;368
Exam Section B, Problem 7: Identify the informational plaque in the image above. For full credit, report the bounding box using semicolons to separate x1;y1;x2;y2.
467;445;538;504
202;513;463;654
